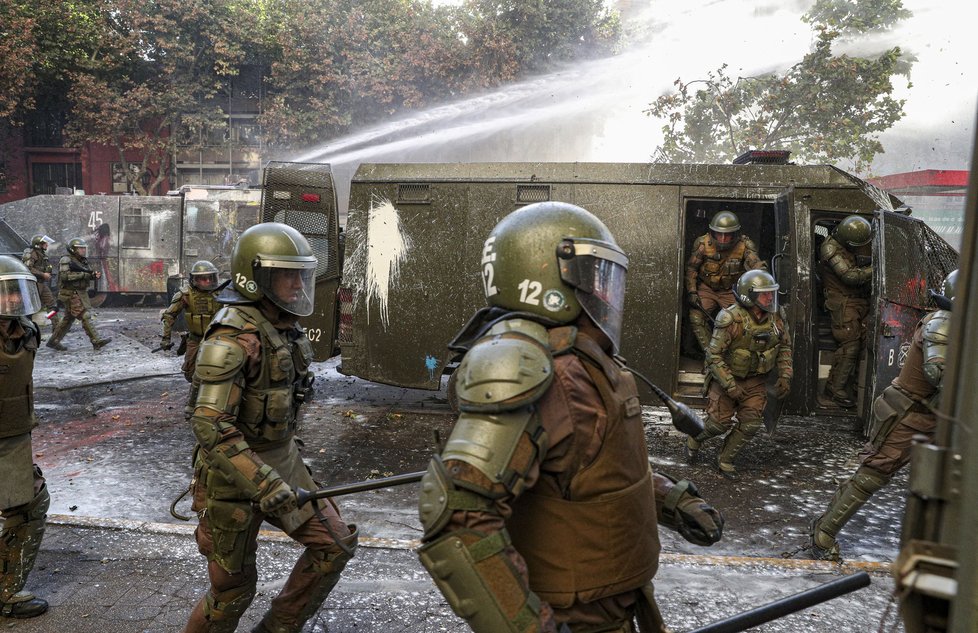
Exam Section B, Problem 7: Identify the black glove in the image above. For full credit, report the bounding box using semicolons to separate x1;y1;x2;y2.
676;494;725;546
856;255;872;267
688;292;702;309
258;480;297;517
160;337;173;351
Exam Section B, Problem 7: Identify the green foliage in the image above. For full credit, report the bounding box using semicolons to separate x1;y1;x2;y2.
0;0;105;122
7;0;621;192
646;0;911;173
65;0;256;194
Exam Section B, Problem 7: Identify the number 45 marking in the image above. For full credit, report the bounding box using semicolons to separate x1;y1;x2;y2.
88;210;103;230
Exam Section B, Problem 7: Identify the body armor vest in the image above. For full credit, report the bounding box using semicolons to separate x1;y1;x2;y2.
507;332;659;607
697;235;749;290
0;318;39;439
722;304;784;378
59;255;91;291
185;286;220;336
210;305;313;449
26;249;53;278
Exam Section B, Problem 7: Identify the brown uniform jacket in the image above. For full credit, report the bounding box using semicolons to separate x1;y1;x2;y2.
442;320;676;629
685;234;765;293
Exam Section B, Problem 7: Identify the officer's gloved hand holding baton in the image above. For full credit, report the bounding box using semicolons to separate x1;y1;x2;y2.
160;336;173;351
687;292;702;309
676;493;725;546
258;479;298;517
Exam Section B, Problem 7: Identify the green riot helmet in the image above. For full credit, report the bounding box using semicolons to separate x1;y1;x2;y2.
930;268;958;311
734;269;779;313
482;201;628;350
230;222;317;316
31;234;54;250
189;260;220;291
0;255;42;317
835;215;872;247
708;210;741;251
67;237;88;258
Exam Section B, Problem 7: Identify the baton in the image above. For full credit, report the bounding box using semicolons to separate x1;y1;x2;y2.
687;572;871;633
295;470;426;507
624;366;705;437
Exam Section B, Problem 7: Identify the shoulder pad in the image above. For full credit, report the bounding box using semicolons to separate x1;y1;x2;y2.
923;310;951;345
210;306;251;331
195;337;247;382
455;332;554;413
170;289;186;304
741;236;758;250
820;237;840;260
715;307;735;328
693;235;708;249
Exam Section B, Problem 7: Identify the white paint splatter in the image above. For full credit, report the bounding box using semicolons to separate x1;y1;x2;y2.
362;195;412;328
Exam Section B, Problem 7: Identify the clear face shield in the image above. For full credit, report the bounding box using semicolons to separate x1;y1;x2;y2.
255;257;317;317
0;277;42;317
192;273;219;291
558;238;628;352
710;229;739;251
752;288;779;314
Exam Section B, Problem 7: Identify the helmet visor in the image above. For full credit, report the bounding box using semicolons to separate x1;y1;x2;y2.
192;273;219;291
0;277;42;317
255;257;317;316
753;289;778;313
559;239;629;351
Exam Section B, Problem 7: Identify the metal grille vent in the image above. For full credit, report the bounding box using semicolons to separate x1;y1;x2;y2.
397;183;431;203
268;208;338;280
516;184;551;204
878;217;958;309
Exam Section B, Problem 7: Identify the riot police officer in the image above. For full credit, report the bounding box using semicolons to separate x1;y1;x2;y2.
0;256;50;619
685;211;766;352
22;235;60;336
810;269;955;561
182;223;356;633
45;238;111;351
418;202;724;633
818;215;872;407
685;270;793;480
160;260;222;382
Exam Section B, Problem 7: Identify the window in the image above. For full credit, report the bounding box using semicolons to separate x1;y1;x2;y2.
31;162;82;195
112;162;142;193
185;203;217;233
121;208;151;248
0;162;7;194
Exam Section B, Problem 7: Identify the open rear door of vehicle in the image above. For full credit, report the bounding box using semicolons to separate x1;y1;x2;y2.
865;211;958;433
763;186;794;433
261;162;342;361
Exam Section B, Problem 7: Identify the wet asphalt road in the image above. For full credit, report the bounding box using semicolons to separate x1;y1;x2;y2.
5;306;908;631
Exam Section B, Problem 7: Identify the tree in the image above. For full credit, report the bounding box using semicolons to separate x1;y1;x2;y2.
260;0;621;152
64;0;256;195
646;0;913;173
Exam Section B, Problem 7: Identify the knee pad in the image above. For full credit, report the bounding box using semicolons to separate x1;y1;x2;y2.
309;526;358;575
736;417;764;439
204;580;256;623
27;484;50;521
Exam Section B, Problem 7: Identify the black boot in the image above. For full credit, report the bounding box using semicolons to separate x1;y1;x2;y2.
92;337;112;350
0;592;48;619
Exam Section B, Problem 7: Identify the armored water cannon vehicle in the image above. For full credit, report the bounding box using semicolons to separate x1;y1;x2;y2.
330;160;955;429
